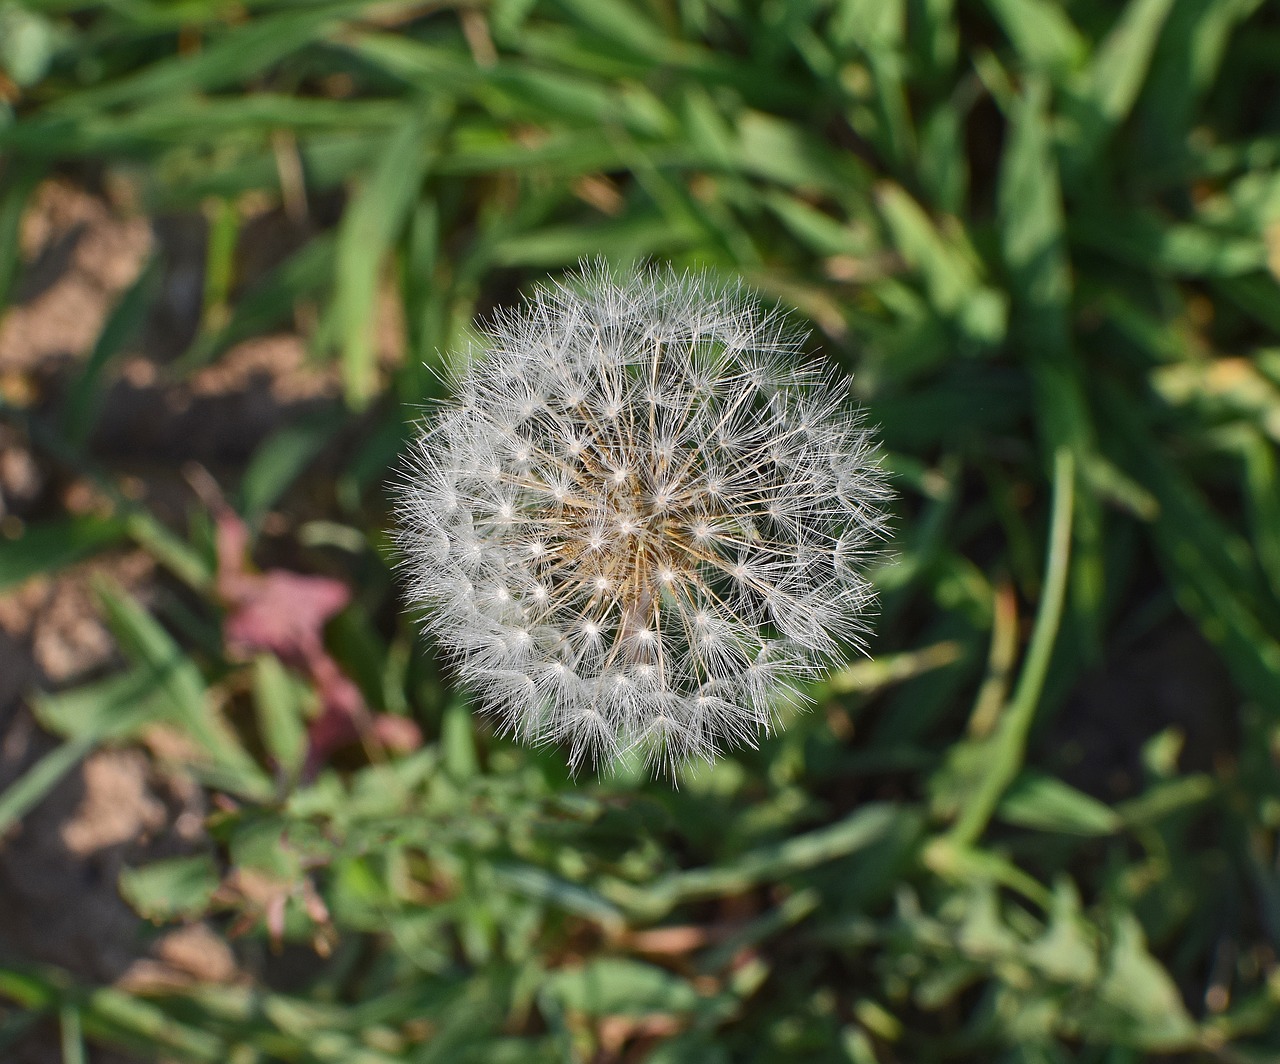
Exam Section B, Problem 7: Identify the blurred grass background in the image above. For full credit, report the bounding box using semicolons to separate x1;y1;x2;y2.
2;0;1280;1060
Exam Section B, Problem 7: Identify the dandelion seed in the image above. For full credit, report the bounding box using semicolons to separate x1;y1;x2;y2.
394;263;892;775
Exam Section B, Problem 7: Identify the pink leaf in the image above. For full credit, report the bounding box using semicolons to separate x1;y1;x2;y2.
223;570;350;667
216;510;350;667
213;507;420;777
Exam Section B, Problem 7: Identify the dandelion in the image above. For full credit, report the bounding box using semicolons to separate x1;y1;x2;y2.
395;264;891;774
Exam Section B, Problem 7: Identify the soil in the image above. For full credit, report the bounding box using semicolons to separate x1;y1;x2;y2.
1048;619;1238;801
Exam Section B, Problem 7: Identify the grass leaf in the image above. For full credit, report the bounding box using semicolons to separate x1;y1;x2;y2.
335;103;450;407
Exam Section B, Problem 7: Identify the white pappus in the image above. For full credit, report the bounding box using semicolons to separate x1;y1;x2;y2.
394;264;892;776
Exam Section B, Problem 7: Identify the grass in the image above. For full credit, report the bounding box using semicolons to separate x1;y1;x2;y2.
2;0;1280;1060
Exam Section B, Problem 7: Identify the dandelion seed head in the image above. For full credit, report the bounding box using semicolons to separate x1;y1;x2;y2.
395;263;892;775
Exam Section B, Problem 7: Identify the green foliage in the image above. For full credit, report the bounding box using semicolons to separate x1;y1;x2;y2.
3;0;1280;1060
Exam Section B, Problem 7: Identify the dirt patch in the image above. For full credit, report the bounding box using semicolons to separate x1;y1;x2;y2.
0;179;152;377
0;746;209;981
0;550;155;685
94;336;342;464
1046;620;1238;800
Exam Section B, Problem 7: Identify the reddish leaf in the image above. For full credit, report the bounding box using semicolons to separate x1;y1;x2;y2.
213;507;419;776
224;569;350;666
217;512;349;667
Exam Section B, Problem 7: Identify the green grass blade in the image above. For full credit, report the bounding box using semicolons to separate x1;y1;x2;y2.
622;803;913;919
550;0;672;61
59;1004;85;1064
335;102;450;407
96;582;274;800
1136;0;1264;171
0;516;128;592
239;414;338;532
177;232;335;372
0;165;41;308
1103;386;1280;704
61;255;159;449
981;0;1086;75
0;733;96;837
1066;0;1177;167
44;7;350;116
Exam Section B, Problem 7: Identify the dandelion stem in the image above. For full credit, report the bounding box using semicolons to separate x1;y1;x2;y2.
950;447;1075;846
